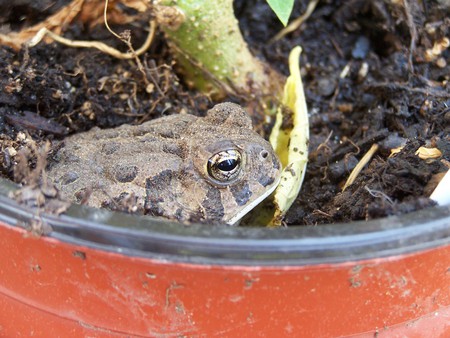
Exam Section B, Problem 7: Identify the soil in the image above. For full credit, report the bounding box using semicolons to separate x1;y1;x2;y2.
0;0;449;226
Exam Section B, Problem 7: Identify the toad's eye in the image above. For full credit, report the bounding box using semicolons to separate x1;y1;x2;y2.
207;149;242;182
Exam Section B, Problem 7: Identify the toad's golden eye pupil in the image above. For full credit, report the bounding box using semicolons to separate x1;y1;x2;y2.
207;149;242;182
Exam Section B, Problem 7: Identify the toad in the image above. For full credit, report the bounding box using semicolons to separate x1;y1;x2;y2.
47;103;281;225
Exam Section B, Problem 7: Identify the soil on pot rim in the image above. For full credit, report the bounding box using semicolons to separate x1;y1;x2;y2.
0;0;449;226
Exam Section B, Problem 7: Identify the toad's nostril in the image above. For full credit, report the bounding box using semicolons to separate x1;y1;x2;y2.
260;150;269;159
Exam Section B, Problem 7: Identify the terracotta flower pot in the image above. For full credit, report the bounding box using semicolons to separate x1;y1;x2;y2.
0;178;449;337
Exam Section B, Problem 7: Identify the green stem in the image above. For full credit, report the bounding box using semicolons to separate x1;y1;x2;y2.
157;0;281;98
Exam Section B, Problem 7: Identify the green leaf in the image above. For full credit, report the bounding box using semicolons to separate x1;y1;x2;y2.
266;0;295;26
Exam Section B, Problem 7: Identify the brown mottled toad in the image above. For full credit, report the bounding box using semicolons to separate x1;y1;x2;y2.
47;103;281;224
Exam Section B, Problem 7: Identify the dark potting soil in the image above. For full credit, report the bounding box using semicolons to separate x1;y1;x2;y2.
0;0;449;226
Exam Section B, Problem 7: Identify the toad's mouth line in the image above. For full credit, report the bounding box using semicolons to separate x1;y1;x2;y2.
226;175;282;225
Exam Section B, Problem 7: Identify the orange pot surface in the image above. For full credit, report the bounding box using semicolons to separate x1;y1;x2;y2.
0;221;449;337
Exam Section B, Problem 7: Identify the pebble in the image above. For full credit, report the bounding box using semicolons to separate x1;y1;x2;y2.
352;36;370;59
317;78;336;97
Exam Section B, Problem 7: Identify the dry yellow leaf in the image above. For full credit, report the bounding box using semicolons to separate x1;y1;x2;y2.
269;46;309;226
415;147;442;160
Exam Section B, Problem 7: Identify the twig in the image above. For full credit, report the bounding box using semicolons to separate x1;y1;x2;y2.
342;144;379;191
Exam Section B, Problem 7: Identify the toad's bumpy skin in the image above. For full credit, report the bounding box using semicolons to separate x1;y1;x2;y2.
47;103;281;224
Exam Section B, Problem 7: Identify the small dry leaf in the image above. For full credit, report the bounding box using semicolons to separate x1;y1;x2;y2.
415;146;442;160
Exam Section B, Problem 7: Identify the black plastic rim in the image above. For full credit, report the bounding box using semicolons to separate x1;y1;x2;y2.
1;178;449;266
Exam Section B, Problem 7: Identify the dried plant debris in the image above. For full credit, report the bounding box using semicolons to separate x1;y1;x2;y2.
8;133;70;220
0;0;149;50
5;111;69;136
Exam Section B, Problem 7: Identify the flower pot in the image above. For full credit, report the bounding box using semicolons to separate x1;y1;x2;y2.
0;177;449;337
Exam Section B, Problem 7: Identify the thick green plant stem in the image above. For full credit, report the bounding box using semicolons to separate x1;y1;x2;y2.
158;0;281;98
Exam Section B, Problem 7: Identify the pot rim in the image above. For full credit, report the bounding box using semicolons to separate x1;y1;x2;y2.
1;178;449;266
